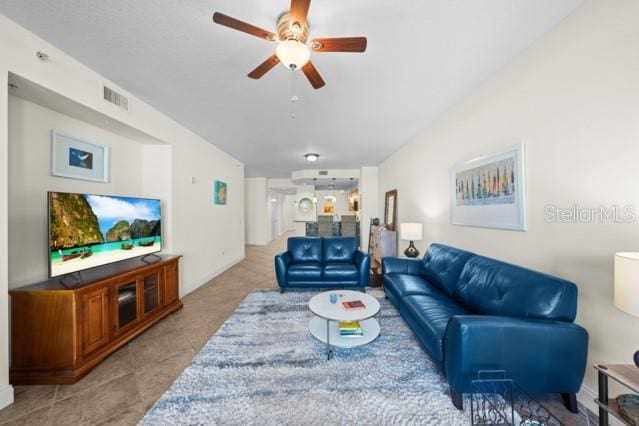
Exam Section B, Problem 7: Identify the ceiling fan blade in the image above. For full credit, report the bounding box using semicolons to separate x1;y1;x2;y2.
311;37;367;53
301;61;325;89
289;0;311;27
247;54;280;79
213;12;277;41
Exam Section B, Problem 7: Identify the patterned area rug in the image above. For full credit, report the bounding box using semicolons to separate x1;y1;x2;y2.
141;289;469;425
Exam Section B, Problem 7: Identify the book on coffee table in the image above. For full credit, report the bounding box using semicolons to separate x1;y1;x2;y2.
339;321;363;337
339;321;361;330
342;300;366;310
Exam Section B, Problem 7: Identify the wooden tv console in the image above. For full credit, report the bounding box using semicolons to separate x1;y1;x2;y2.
9;254;182;385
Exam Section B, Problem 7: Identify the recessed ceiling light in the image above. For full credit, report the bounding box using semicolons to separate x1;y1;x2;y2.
305;153;319;163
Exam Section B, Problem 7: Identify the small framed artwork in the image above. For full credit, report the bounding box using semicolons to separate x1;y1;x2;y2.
51;131;109;183
451;142;526;231
214;180;227;205
384;189;398;231
298;197;314;213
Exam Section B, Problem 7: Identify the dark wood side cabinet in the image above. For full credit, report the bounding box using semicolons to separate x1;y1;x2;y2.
9;255;182;385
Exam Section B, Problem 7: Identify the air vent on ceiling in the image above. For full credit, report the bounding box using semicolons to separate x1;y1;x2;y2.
103;85;129;111
318;171;328;176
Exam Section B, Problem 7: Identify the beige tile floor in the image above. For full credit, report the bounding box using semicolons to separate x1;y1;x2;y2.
0;235;285;426
0;232;588;425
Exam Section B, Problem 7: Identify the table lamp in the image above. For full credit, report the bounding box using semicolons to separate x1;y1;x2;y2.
614;252;639;367
400;223;422;258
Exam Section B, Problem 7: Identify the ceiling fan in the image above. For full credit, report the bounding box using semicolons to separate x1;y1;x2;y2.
212;0;367;89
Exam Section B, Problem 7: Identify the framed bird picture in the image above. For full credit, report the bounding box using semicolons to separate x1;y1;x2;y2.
51;131;109;183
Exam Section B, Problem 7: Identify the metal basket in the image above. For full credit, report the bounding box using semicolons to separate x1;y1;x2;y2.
470;371;563;426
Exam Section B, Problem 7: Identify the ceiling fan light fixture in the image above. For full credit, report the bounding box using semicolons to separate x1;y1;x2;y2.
304;153;319;163
276;40;311;70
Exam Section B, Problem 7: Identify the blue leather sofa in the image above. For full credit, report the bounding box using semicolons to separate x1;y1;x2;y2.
382;243;588;413
275;237;370;291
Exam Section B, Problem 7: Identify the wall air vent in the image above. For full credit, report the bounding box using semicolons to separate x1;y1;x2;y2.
103;85;129;111
318;171;328;176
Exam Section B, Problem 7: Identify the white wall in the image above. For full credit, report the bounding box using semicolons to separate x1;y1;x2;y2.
315;190;350;216
0;14;245;408
170;135;244;294
282;194;294;232
268;191;278;241
275;193;284;238
0;58;11;409
141;144;172;250
247;179;298;242
378;0;639;407
359;167;379;250
245;177;269;245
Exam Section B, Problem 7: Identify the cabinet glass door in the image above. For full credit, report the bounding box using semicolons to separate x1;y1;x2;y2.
117;282;138;329
143;272;160;314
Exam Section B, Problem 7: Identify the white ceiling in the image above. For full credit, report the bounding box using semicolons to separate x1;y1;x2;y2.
0;0;582;177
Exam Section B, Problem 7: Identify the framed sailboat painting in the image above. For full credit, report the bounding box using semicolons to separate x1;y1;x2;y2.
451;142;526;231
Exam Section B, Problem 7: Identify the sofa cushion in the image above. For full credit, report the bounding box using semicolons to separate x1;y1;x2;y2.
287;263;322;281
287;237;322;264
383;273;447;301
323;263;358;282
322;237;358;263
420;244;474;297
454;256;578;322
402;294;470;364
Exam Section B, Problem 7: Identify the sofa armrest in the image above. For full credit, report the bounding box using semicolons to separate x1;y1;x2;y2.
274;252;291;287
444;315;588;394
382;256;421;275
354;251;371;286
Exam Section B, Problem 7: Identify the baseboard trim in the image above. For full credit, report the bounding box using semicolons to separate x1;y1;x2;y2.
0;384;14;410
182;254;245;297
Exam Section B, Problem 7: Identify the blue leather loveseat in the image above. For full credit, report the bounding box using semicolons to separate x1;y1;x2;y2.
382;243;588;413
275;237;370;291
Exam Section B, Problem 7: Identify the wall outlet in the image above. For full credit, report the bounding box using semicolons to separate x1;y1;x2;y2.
190;176;196;184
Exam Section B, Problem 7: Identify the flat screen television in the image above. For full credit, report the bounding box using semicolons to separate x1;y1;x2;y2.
48;191;162;278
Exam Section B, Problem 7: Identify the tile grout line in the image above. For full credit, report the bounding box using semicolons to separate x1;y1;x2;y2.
45;385;59;426
128;344;148;417
0;238;287;425
0;387;57;425
52;360;132;405
179;317;198;353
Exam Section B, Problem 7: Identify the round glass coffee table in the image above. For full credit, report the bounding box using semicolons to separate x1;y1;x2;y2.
308;290;381;360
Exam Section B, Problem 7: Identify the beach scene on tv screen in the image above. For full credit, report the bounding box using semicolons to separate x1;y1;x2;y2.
49;192;161;277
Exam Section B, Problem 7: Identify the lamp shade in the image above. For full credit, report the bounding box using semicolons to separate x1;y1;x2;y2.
614;253;639;317
400;223;422;241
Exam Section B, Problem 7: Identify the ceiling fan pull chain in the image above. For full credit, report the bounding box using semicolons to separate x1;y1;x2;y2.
290;69;299;119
